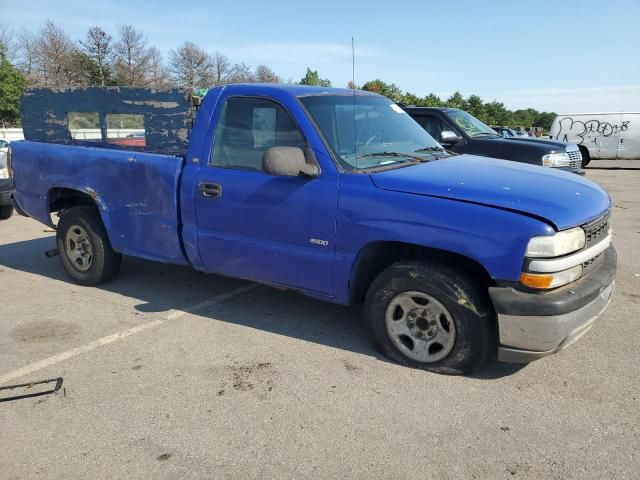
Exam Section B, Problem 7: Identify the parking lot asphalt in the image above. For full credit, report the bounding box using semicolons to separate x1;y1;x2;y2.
1;160;639;480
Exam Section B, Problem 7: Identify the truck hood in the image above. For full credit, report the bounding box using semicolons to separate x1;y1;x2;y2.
369;155;610;230
502;136;570;150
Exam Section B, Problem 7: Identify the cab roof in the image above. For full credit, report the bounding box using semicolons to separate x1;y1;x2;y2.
206;83;380;98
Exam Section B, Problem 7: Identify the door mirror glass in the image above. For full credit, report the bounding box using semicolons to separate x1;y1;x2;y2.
262;146;318;178
440;130;460;146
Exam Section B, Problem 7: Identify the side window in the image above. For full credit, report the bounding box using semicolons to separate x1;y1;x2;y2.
67;112;101;142
211;97;306;170
106;114;146;147
415;115;445;140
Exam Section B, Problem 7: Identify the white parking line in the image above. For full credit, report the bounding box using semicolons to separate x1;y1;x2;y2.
0;284;257;385
165;284;257;320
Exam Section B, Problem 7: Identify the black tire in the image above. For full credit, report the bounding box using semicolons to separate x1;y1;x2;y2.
364;260;496;375
578;145;591;167
0;205;13;220
56;206;121;285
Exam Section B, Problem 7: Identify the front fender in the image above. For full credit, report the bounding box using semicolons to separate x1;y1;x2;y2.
332;175;552;304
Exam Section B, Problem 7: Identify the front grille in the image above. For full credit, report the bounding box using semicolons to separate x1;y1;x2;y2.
567;150;582;171
583;213;610;247
582;252;604;275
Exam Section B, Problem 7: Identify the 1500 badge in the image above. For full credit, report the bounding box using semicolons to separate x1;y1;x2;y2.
310;238;329;246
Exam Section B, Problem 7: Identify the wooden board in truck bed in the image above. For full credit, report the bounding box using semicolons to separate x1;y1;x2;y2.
19;87;192;157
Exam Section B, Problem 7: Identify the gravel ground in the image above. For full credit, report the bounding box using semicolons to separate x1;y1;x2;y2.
0;160;638;479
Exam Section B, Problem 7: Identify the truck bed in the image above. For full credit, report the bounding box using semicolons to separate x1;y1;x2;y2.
11;140;188;265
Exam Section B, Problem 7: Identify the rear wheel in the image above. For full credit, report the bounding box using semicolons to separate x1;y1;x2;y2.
364;260;496;375
56;206;121;285
0;205;13;220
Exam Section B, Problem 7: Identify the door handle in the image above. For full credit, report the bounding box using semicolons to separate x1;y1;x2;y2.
199;182;222;198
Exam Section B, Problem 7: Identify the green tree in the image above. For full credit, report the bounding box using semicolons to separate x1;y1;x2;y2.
512;108;538;128
533;111;556;131
0;52;27;126
445;91;467;109
420;93;444;107
67;51;103;86
299;68;331;87
465;94;484;119
361;79;403;102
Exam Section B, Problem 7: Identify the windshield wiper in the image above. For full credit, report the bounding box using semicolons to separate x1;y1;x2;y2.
472;132;499;138
356;151;430;163
414;146;446;153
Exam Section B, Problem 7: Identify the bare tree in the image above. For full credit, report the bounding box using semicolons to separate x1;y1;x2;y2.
146;47;170;89
30;21;78;87
169;41;213;92
114;25;157;86
16;30;37;79
80;26;113;86
0;23;15;60
211;51;233;85
228;62;255;83
254;64;281;84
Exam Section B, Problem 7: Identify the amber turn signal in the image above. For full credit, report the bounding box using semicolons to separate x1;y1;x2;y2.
520;273;554;289
520;265;583;290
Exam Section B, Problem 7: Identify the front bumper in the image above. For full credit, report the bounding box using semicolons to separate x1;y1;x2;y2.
489;245;616;363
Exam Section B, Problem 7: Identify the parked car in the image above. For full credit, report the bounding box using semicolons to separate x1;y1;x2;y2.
0;150;14;219
550;112;640;160
11;85;616;374
404;107;586;172
0;138;9;152
492;126;518;138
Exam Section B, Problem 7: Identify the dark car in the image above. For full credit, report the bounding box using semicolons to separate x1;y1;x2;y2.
492;126;518;138
0;150;14;219
404;107;586;173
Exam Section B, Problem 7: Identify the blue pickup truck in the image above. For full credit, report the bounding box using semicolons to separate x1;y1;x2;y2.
8;85;616;374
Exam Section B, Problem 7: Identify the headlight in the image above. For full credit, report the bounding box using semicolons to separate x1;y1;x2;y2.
525;227;585;258
520;264;583;289
0;167;8;179
542;152;570;167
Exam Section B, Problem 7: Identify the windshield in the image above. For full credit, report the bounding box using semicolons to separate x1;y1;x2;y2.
299;94;444;170
446;110;498;138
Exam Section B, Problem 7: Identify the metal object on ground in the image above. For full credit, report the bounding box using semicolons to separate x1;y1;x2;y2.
0;377;64;403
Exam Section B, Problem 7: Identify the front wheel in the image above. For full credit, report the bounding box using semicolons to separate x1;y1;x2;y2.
364;260;496;375
56;206;121;285
0;205;13;220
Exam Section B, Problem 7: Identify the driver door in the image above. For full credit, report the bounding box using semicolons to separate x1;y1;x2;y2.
195;96;338;297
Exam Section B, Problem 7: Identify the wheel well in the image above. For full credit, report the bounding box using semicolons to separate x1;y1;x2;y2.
349;241;494;305
577;144;591;167
48;188;99;221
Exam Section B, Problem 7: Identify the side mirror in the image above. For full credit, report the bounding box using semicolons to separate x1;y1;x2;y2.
440;130;460;146
262;146;319;178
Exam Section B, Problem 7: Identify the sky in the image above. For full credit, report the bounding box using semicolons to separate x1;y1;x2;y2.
4;0;640;113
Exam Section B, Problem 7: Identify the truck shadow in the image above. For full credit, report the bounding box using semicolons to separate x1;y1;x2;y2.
0;235;525;379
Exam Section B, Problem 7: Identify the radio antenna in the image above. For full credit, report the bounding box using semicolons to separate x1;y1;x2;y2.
352;37;357;168
351;37;355;88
